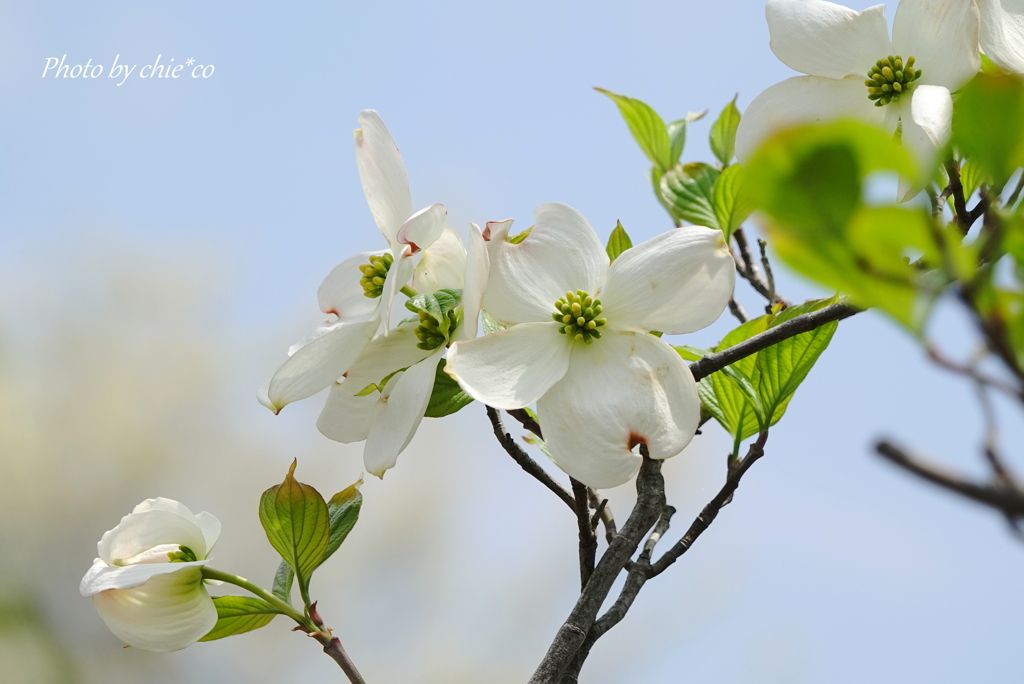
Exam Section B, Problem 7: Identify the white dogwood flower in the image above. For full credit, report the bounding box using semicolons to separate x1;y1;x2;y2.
735;0;981;187
445;203;735;488
79;498;221;652
315;224;487;477
259;110;449;414
978;0;1024;72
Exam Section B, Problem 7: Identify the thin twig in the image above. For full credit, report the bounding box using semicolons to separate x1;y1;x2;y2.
1007;172;1024;209
508;408;543;438
588;488;617;545
925;343;1024;401
757;239;777;313
732;227;781;305
689;302;860;382
648;431;769;578
485;405;576;511
875;440;1024;517
572;478;598;589
728;296;749;323
945;159;971;233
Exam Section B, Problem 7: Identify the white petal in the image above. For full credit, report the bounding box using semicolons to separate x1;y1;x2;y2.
600;226;736;335
446;322;572;409
261;317;379;412
377;245;416;335
454;221;497;341
897;86;954;200
735;75;891;163
317;325;435;443
354;110;414;245
537;331;700;489
397;204;447;254
318;250;388;321
978;0;1024;73
411;226;467;294
893;0;981;91
363;348;445;477
194;512;221;554
91;566;217;652
97;507;207;566
81;558;209;596
482;204;609;326
767;0;892;78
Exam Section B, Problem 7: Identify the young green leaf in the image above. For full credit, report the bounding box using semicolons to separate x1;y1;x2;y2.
953;72;1024;185
660;162;721;229
958;159;990;202
666;109;707;167
321;480;363;564
709;96;741;166
606;221;633;262
596;88;673;173
199;596;281;642
424;357;474;417
405;289;462;325
271;561;294;605
258;461;331;605
712;164;755;241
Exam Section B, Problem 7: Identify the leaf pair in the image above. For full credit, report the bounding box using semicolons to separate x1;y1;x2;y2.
680;297;839;454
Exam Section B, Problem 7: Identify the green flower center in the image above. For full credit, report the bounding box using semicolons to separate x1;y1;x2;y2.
415;309;458;350
167;545;198;563
359;253;394;298
552;290;606;344
865;55;922;107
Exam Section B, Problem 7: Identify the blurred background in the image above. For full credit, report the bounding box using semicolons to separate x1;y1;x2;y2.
2;1;1023;682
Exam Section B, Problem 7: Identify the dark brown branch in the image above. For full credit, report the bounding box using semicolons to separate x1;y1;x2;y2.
529;455;665;684
688;302;860;382
572;478;598;589
485;405;576;511
560;505;676;684
875;440;1024;517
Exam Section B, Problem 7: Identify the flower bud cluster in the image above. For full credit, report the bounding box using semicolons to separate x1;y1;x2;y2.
552;290;606;344
359;253;394;298
865;55;922;107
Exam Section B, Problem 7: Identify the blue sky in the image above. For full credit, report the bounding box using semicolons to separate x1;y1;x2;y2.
2;1;1022;682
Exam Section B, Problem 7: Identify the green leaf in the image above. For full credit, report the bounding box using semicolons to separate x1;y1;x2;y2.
606;221;633;262
597;88;673;172
199;596;281;642
697;298;840;448
744;120;935;331
424;356;474;417
271;561;293;605
404;289;462;325
258;461;331;604
481;311;503;334
666;110;706;166
322;480;363;563
709;96;741;166
959;159;990;201
953;72;1024;185
712;164;754;240
673;345;712;362
660;162;721;229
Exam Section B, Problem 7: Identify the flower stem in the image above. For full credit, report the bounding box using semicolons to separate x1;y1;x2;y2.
200;567;368;683
400;285;419;298
200;567;314;631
